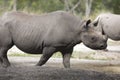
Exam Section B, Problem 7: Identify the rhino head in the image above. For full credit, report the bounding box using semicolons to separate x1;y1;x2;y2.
80;19;107;50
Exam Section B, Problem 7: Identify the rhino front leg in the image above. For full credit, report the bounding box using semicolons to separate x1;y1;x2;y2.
61;49;73;68
36;47;56;66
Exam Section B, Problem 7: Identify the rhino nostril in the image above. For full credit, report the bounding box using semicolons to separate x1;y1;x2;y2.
100;45;104;48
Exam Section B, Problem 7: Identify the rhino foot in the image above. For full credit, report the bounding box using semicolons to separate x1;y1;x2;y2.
2;63;10;68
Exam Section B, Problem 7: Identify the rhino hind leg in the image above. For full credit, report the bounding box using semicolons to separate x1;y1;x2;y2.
0;48;11;68
36;47;56;66
61;48;73;68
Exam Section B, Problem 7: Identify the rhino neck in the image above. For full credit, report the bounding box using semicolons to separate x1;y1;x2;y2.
70;20;86;45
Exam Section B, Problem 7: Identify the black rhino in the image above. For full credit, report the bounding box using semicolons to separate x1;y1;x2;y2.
0;11;107;68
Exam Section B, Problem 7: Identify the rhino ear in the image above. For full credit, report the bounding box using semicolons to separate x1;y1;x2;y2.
83;19;91;31
86;19;91;26
84;19;91;29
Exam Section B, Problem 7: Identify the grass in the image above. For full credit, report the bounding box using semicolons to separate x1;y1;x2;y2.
8;51;118;60
8;52;41;57
107;39;120;46
8;51;103;60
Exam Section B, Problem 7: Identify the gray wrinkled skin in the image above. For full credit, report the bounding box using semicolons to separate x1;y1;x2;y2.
0;11;107;68
92;13;120;41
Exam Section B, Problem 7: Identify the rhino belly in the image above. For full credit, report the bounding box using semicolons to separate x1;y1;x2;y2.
14;40;43;54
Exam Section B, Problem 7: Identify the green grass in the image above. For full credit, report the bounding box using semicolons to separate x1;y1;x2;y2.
8;51;96;59
52;52;62;58
8;51;115;60
107;40;120;46
8;52;41;57
8;52;63;58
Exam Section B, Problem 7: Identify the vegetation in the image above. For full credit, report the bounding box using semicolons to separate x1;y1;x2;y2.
0;0;119;18
8;51;113;60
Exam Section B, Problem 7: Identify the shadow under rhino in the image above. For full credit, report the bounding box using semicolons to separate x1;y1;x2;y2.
0;64;119;80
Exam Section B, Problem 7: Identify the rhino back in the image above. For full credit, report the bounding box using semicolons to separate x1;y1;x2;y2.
2;11;81;53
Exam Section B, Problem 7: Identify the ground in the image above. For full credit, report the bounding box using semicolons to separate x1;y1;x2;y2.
0;39;120;80
0;56;119;80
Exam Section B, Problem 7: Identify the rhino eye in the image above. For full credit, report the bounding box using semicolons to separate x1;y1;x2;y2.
91;37;97;42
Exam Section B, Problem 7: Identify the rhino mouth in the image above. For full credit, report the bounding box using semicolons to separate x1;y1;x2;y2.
85;44;107;50
94;44;107;50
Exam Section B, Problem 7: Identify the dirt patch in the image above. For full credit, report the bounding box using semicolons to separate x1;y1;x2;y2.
0;57;119;80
